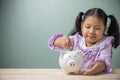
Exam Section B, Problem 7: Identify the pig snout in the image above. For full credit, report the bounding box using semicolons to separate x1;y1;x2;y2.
68;60;77;67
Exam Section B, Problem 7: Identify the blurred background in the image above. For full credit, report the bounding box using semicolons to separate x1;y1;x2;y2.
0;0;120;68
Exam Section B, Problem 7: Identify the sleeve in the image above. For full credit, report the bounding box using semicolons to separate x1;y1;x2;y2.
48;33;81;52
69;33;81;50
95;37;114;73
48;33;64;52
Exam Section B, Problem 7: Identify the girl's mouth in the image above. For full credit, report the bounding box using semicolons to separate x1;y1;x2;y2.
88;36;96;39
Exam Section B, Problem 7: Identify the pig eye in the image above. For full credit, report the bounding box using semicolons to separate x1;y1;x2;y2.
74;55;76;57
69;56;70;58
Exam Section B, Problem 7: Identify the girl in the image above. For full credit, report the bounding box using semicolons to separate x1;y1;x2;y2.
48;8;120;75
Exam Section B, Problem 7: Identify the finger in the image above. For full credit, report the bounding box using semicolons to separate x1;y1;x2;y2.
79;70;85;75
65;37;71;49
83;63;98;75
69;39;74;50
68;38;73;49
82;69;94;75
90;63;98;71
90;62;106;74
88;62;95;69
68;40;71;48
66;38;70;47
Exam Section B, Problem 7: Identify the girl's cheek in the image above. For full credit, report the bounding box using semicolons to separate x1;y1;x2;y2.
83;30;88;35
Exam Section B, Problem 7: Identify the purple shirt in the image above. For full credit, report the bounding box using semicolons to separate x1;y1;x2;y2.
48;33;114;72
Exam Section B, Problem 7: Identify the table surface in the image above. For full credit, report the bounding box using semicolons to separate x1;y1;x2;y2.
0;68;120;80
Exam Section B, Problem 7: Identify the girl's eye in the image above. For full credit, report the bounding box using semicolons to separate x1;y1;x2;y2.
95;27;101;30
86;26;90;29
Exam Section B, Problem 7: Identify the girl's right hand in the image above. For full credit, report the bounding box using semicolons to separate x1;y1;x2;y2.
54;36;74;50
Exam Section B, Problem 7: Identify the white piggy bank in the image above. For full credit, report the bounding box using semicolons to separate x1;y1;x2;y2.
59;50;83;74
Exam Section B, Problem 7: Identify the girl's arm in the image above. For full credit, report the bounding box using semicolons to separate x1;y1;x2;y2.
48;33;74;52
83;44;112;75
94;37;114;73
48;33;64;52
83;61;106;75
83;37;114;75
95;43;113;73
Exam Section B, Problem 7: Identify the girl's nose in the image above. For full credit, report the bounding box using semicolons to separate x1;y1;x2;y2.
89;28;95;34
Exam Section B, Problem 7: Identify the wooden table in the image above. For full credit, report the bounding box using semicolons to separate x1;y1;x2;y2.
0;68;120;80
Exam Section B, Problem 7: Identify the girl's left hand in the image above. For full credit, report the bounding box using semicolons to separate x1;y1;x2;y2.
82;61;106;75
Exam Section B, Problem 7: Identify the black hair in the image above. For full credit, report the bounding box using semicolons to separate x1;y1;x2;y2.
69;8;120;48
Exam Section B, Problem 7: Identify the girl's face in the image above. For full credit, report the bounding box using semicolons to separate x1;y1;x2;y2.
81;16;106;47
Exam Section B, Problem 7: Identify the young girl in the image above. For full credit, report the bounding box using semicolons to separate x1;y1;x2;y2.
48;8;120;75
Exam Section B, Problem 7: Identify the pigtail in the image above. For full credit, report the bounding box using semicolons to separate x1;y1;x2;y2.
69;12;84;35
107;15;120;48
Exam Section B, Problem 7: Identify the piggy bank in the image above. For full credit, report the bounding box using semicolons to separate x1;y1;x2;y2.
59;50;83;74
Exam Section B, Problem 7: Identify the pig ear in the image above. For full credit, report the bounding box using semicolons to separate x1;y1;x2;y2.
76;50;83;56
60;51;67;57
